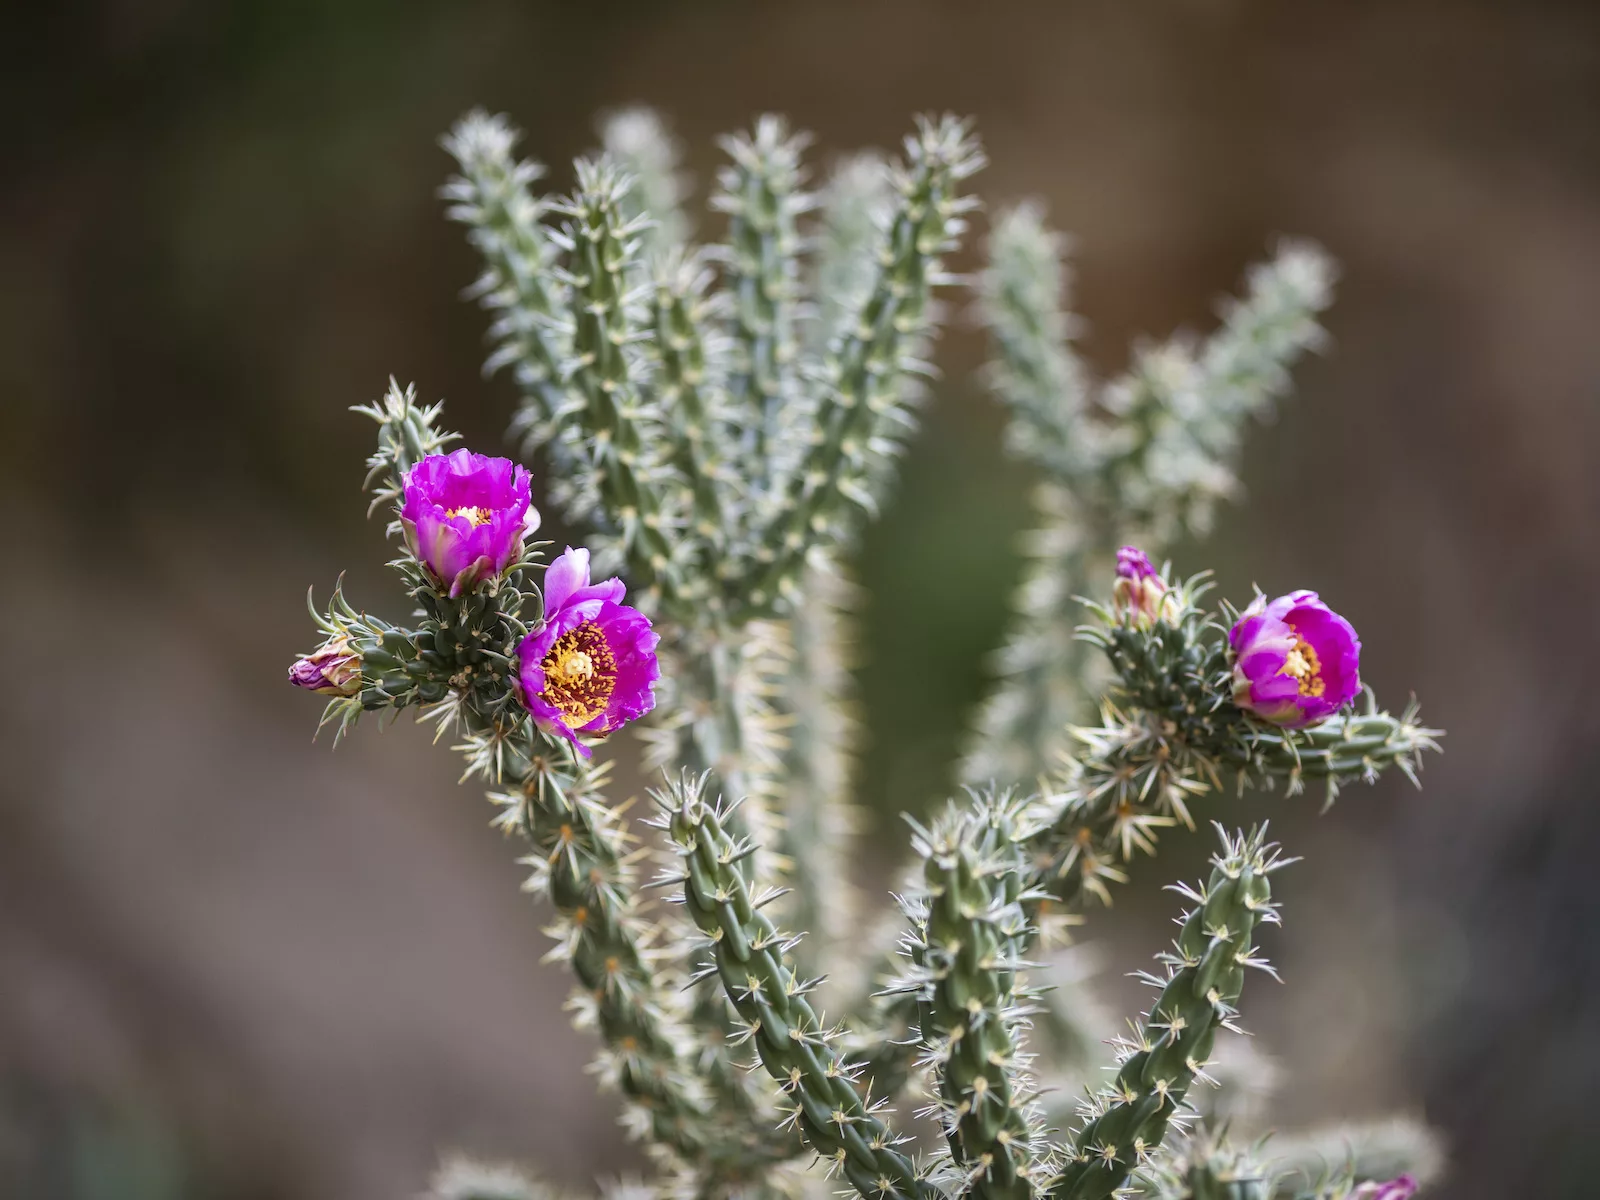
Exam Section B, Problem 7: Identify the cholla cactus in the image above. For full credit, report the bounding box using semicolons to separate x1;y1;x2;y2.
287;107;1447;1200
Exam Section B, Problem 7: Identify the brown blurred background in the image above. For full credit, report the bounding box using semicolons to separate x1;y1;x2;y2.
3;2;1598;1198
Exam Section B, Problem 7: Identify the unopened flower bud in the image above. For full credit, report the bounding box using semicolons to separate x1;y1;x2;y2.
1351;1175;1417;1200
1112;546;1176;625
288;636;362;696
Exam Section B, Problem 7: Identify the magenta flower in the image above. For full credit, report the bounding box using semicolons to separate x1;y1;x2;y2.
1351;1176;1417;1200
1112;545;1177;625
1228;590;1361;728
400;449;539;597
288;636;361;696
516;547;660;756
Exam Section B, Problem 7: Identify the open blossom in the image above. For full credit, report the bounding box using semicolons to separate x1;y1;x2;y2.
1112;545;1177;625
288;635;361;696
1351;1176;1417;1200
400;449;539;597
516;547;660;757
1229;589;1361;728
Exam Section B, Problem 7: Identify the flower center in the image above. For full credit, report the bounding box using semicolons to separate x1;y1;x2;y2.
1279;633;1326;698
539;621;616;727
445;505;494;526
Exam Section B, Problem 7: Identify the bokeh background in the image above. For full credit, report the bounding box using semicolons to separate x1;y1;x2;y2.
4;2;1599;1197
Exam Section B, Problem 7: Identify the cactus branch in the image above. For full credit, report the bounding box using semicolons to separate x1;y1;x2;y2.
967;226;1336;787
766;560;864;981
601;106;692;259
1034;583;1439;912
1048;826;1288;1200
658;774;938;1200
901;792;1045;1200
736;116;984;618
548;158;689;610
712;115;812;504
441;113;572;458
465;725;793;1184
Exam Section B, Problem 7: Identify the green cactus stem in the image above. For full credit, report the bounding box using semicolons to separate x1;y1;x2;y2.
1049;826;1288;1200
902;792;1044;1200
658;774;938;1200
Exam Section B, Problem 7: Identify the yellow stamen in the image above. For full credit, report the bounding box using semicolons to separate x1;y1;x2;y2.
1278;631;1326;698
445;505;494;526
539;621;616;726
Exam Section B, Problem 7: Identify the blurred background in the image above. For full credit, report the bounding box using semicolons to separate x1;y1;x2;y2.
4;2;1598;1197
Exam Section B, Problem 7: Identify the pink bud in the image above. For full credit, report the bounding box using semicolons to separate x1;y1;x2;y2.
1112;546;1176;626
288;636;362;697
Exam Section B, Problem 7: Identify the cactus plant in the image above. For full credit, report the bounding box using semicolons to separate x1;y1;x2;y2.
287;106;1446;1200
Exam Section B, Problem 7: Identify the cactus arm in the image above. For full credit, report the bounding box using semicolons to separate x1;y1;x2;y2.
334;385;792;1187
736;116;984;618
852;580;1438;1104
600;106;692;260
1034;585;1439;912
902;793;1044;1200
441;112;572;457
711;116;812;508
806;153;892;356
975;203;1093;478
658;774;939;1200
1048;826;1287;1200
766;560;864;982
545;158;692;613
967;231;1337;789
459;725;791;1183
445;118;700;618
647;249;742;569
958;204;1098;788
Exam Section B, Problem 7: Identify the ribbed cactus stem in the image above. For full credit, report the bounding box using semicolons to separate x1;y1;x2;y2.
1088;242;1334;542
1231;699;1442;800
1198;242;1338;426
601;106;691;259
440;112;571;454
649;249;739;568
961;498;1099;788
465;727;790;1184
554;158;685;611
960;204;1095;789
807;153;891;355
713;115;811;498
768;561;862;981
658;774;936;1200
977;203;1092;477
1049;826;1287;1200
911;794;1042;1200
737;116;983;618
648;627;784;876
968;228;1336;788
